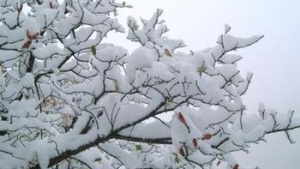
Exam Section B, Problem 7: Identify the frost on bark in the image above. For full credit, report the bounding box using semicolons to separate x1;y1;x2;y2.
0;0;299;169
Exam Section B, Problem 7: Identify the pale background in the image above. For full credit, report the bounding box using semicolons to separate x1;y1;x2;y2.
105;0;300;168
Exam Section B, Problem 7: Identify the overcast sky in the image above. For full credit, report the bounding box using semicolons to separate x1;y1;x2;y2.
105;1;300;168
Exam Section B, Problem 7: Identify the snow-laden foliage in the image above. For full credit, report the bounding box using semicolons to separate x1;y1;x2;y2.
0;0;299;169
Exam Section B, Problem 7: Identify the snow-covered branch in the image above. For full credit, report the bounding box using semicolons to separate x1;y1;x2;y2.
0;0;298;169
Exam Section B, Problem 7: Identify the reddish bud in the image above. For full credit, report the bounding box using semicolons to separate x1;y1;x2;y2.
233;164;239;169
31;33;39;40
192;138;198;147
17;3;23;13
177;112;186;125
179;147;185;157
26;30;31;40
22;40;32;49
164;48;172;57
202;133;212;140
26;30;39;40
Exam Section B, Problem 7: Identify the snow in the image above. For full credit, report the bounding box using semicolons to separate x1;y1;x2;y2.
32;141;50;169
95;44;127;62
217;64;239;81
218;34;238;51
224;24;231;34
219;54;242;64
23;17;40;36
127;47;155;69
35;8;59;29
150;61;174;80
0;1;297;169
2;11;20;29
217;34;264;51
32;43;64;59
0;50;20;62
101;142;142;169
119;120;171;139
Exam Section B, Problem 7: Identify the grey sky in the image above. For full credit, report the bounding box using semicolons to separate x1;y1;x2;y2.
105;1;300;168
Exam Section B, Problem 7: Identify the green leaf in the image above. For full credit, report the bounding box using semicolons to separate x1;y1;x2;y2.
94;158;102;163
135;144;142;151
197;65;206;75
175;155;180;163
114;79;120;92
32;131;40;140
91;45;96;56
172;153;181;163
167;97;173;103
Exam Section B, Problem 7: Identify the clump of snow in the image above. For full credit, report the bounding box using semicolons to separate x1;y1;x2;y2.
127;47;155;69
